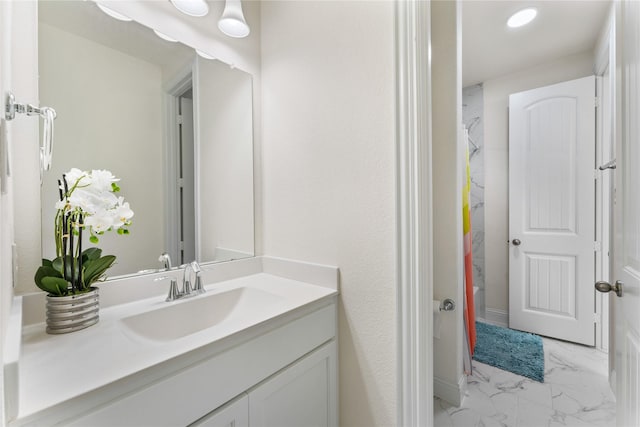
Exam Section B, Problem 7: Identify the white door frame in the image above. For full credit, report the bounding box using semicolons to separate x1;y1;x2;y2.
164;65;193;266
395;0;433;426
593;9;614;353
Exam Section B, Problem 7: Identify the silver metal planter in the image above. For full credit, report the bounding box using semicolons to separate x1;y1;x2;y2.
46;287;99;334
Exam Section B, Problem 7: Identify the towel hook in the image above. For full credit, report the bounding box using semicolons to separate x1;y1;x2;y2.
4;91;57;173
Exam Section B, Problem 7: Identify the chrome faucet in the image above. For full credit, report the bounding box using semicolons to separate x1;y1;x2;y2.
158;253;172;270
154;261;204;303
183;261;204;296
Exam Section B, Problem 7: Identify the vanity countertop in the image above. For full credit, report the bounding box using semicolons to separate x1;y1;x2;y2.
6;257;339;424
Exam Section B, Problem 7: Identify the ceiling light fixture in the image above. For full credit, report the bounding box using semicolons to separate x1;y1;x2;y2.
96;4;133;22
507;7;537;28
170;0;209;17
218;0;250;38
153;30;178;43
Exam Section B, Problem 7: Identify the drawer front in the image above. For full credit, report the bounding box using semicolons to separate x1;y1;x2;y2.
189;394;248;427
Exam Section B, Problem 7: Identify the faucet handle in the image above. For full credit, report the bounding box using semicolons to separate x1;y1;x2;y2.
190;261;205;294
193;275;205;294
183;279;193;296
155;276;180;302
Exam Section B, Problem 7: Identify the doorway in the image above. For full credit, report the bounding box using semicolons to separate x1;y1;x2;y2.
165;71;196;266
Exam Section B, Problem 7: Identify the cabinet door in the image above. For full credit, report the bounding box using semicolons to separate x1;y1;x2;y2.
190;394;249;427
249;341;337;427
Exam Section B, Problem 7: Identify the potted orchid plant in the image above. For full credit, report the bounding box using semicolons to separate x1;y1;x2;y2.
35;168;133;333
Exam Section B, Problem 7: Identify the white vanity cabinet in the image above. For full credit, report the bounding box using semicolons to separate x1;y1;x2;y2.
249;341;337;427
190;395;249;427
49;300;337;427
191;340;336;427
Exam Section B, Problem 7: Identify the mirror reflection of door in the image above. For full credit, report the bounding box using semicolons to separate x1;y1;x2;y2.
178;90;196;265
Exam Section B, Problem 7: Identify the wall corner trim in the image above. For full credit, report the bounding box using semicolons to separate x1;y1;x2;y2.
395;0;433;426
434;374;468;408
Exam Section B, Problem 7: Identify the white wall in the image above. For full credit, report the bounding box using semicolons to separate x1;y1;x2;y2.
37;23;164;280
431;0;465;405
260;2;397;425
0;2;11;422
1;1;39;422
483;51;595;315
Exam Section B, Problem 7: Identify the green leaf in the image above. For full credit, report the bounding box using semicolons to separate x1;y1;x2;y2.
89;235;99;244
41;259;53;268
83;255;116;286
51;257;65;275
41;277;70;296
82;247;102;262
53;255;79;281
34;265;63;292
111;182;120;192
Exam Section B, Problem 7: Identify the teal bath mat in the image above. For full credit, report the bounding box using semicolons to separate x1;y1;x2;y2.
473;321;544;382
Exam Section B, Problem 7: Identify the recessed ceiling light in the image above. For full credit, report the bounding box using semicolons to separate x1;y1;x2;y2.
153;30;178;43
507;8;537;28
170;0;209;17
96;4;132;22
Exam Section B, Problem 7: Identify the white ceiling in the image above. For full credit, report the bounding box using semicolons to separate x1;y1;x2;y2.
462;0;611;87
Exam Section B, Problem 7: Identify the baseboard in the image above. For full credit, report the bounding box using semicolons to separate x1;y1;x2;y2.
480;308;508;328
434;374;467;407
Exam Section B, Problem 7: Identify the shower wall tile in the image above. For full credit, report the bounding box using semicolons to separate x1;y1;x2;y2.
463;84;485;294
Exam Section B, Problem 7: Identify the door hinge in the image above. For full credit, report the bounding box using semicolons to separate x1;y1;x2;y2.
594;312;601;325
595;241;602;252
177;114;183;125
595;96;600;108
177;178;184;188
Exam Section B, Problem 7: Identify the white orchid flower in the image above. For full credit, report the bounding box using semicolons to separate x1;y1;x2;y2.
57;168;134;238
112;199;134;227
89;169;120;193
84;210;114;233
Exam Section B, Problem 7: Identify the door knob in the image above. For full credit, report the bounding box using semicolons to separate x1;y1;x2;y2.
595;280;623;297
512;239;521;246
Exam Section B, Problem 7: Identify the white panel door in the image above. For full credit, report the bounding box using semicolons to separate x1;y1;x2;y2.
509;76;596;345
613;2;640;424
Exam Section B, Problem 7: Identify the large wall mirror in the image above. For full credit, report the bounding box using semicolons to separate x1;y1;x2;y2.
38;1;255;278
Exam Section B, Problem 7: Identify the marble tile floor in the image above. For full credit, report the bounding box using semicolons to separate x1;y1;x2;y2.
434;336;616;426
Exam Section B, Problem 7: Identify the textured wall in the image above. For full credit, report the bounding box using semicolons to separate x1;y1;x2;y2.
261;2;397;425
462;84;485;317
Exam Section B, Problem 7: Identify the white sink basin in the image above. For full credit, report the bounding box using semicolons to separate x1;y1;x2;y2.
121;287;283;341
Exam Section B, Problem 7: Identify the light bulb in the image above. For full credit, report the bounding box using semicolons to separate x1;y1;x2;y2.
170;0;209;17
218;0;250;38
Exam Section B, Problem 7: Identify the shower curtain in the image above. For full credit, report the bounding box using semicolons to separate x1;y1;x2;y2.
462;128;477;359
